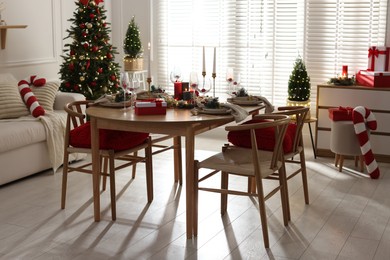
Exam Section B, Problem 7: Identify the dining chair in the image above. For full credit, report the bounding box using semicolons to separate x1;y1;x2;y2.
228;106;310;221
61;100;153;220
194;114;291;248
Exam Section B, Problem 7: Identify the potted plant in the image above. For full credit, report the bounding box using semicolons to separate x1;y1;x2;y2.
286;56;311;117
123;16;143;71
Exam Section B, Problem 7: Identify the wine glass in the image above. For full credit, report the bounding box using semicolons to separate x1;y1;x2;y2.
129;77;140;108
189;71;199;101
232;72;241;94
226;67;235;96
120;72;130;110
198;76;212;96
170;67;182;83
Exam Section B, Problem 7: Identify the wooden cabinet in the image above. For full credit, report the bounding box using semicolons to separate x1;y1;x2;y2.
315;84;390;162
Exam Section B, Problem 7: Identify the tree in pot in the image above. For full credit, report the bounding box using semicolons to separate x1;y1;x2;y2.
123;16;143;71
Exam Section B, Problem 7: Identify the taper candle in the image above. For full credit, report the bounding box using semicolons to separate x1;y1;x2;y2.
213;47;216;74
148;42;151;77
202;46;206;73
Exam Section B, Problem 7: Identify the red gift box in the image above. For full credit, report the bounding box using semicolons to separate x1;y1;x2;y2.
135;100;167;115
367;46;390;71
356;70;390;88
328;107;353;121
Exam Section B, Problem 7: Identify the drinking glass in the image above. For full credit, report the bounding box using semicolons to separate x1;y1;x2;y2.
170;67;182;83
199;76;212;96
226;67;235;96
120;72;130;110
189;71;199;101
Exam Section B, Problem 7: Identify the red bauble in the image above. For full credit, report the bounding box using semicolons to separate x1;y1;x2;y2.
70;50;75;56
80;23;86;29
86;60;90;70
94;0;103;4
69;63;75;70
74;85;80;91
65;82;71;88
80;0;89;6
97;68;103;73
90;14;95;19
110;75;116;81
90;81;97;87
83;43;89;49
107;53;113;59
92;46;99;52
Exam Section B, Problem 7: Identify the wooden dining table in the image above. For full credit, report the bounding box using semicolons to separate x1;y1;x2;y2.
87;104;264;238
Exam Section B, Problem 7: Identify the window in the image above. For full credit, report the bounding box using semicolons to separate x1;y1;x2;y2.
155;0;387;107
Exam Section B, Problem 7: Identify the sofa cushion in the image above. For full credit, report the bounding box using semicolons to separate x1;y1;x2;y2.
0;119;46;153
31;81;59;112
0;82;30;119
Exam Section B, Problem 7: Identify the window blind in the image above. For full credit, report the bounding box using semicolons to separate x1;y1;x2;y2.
156;0;387;107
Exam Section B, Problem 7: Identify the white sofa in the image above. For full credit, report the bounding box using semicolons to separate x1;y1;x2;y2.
0;74;85;186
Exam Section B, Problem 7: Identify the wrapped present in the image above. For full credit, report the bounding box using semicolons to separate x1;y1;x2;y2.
328;107;353;121
356;70;390;88
135;99;167;115
367;46;390;71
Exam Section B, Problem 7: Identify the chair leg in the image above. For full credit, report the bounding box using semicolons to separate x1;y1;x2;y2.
299;149;309;204
131;151;138;179
193;161;199;237
109;153;116;221
335;154;340;167
61;152;69;209
221;171;228;215
145;143;154;203
338;155;344;172
254;176;269;248
278;164;290;226
102;156;108;191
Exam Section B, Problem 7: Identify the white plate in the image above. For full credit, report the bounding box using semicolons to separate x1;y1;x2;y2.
230;99;263;106
99;101;132;108
200;108;231;115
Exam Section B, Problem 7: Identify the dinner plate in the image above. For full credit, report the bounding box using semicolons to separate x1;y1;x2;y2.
200;108;231;115
99;101;132;108
229;99;263;106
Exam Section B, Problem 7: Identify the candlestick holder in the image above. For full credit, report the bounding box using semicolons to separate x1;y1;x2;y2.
147;77;152;97
212;72;216;97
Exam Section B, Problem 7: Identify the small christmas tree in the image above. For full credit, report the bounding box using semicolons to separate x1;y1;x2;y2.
123;16;143;58
287;56;311;101
59;0;120;100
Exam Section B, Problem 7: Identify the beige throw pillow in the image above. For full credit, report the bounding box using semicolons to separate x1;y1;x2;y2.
30;81;59;112
0;82;29;119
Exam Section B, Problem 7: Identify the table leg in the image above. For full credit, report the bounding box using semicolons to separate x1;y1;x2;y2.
185;129;195;238
308;122;316;159
173;136;182;185
91;117;101;222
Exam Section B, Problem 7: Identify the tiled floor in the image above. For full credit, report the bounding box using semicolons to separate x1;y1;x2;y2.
0;131;389;259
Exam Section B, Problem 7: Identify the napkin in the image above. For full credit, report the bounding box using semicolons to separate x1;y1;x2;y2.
94;94;115;104
221;103;249;122
255;96;274;113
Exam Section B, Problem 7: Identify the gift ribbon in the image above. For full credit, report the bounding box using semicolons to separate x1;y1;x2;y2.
368;47;390;71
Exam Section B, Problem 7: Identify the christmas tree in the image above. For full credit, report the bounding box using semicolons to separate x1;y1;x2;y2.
59;0;120;100
123;16;143;58
287;56;311;101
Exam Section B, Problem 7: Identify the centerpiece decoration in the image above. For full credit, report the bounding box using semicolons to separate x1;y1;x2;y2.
286;56;311;118
123;16;144;71
328;65;355;86
59;0;120;100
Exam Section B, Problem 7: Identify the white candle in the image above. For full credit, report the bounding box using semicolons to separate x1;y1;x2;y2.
213;47;216;74
202;46;206;73
148;42;151;77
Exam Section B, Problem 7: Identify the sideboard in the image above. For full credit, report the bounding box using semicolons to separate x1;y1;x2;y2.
315;84;390;162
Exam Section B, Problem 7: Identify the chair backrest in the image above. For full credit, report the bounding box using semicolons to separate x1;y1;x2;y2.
273;106;309;154
64;100;91;129
225;114;290;171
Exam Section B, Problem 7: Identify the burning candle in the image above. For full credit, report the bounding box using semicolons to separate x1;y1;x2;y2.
213;47;216;74
202;46;206;73
342;65;348;78
174;82;183;100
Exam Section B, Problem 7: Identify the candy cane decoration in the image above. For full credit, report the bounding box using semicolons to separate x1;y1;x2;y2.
18;77;45;118
352;106;380;179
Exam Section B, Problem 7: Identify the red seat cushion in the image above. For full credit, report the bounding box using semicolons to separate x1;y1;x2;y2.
227;119;297;153
69;122;149;151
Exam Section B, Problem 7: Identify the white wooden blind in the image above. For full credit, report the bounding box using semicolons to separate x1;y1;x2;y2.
156;0;387;107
